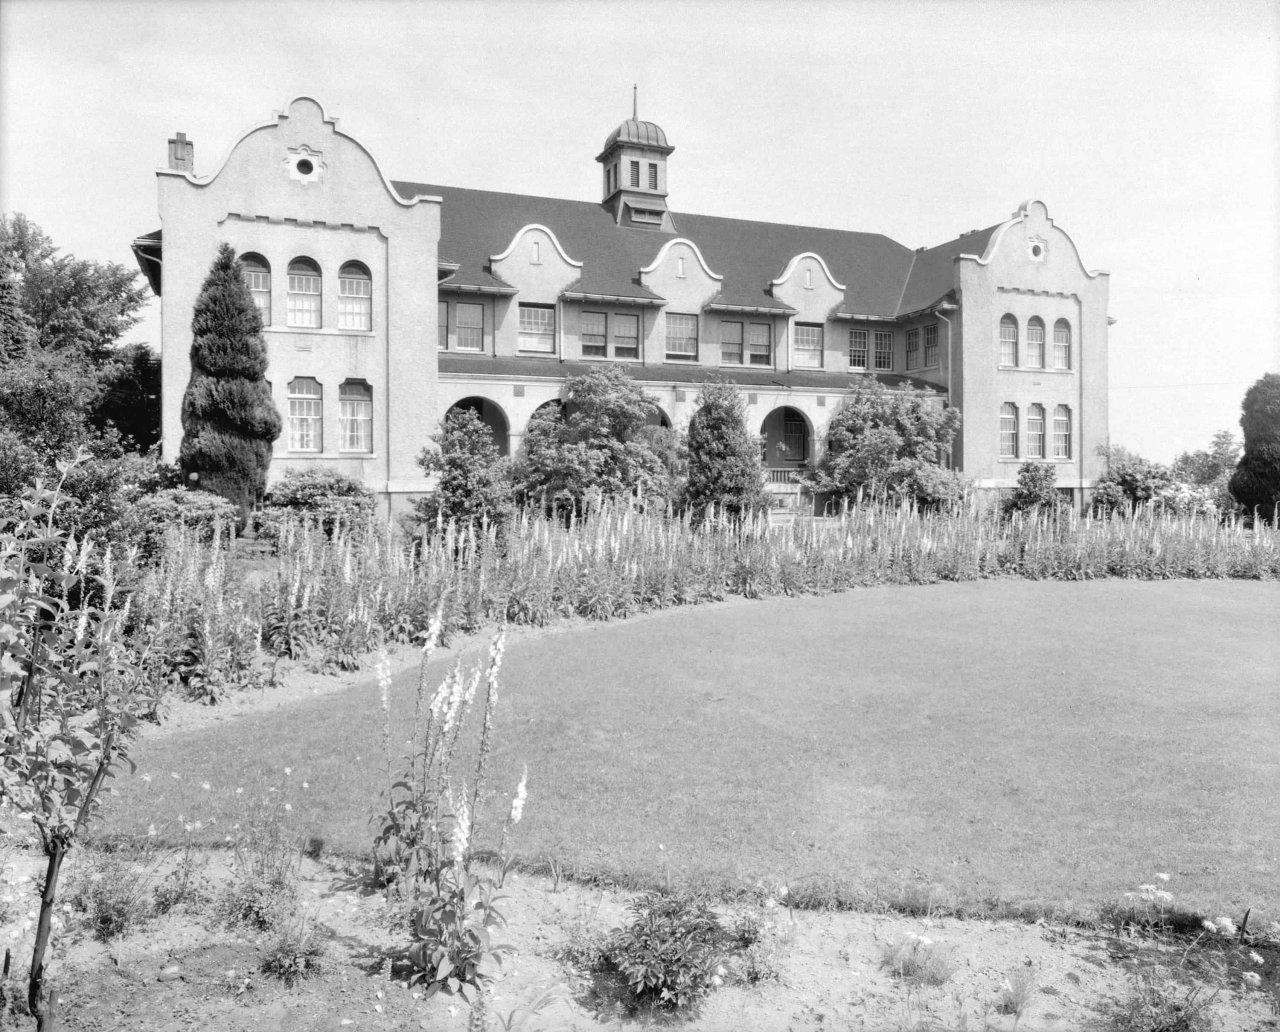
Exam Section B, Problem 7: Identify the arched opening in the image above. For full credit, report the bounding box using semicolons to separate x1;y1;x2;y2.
759;406;811;489
446;396;510;456
646;404;672;429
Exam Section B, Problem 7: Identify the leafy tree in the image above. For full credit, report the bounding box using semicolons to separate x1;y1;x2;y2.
93;342;161;452
0;255;33;363
1229;373;1280;520
0;348;102;457
416;407;514;527
684;380;765;520
1002;462;1064;517
1172;430;1240;486
1091;445;1174;514
802;376;961;506
513;366;672;512
178;244;281;516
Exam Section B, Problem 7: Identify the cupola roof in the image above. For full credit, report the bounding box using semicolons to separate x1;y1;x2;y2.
598;119;674;159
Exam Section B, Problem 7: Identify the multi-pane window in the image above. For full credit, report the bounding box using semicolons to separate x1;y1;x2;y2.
456;303;484;352
339;380;373;453
647;163;658;190
720;320;744;364
1026;317;1045;368
437;301;448;350
1053;319;1072;369
783;415;807;461
924;323;938;367
581;311;607;358
793;323;823;369
1027;404;1046;459
518;304;555;353
629;161;640;187
874;330;893;371
288;377;323;452
999;315;1018;366
747;322;771;365
665;313;698;359
1053;405;1072;458
999;403;1018;459
905;328;920;370
337;263;372;331
241;254;271;327
287;258;322;328
613;313;640;359
849;329;869;370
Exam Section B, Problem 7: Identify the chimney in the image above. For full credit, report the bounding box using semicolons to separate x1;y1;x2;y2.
168;132;194;173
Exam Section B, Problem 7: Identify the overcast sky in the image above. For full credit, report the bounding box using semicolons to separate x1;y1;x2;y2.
2;0;1276;462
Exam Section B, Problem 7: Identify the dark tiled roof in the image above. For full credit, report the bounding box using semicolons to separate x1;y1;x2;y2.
438;353;945;394
895;225;1000;315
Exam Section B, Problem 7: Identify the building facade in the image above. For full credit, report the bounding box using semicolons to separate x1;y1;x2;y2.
134;97;1111;511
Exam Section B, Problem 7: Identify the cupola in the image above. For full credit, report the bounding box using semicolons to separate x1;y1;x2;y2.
597;91;675;231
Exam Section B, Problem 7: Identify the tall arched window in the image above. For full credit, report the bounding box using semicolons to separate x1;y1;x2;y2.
338;262;372;331
1027;404;1046;458
1053;319;1072;369
241;254;271;326
288;377;322;451
1000;402;1019;458
1026;317;1045;369
287;258;322;328
999;316;1018;366
1053;405;1072;459
339;380;373;452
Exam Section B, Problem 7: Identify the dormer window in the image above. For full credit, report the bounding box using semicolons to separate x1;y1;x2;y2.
630;208;663;225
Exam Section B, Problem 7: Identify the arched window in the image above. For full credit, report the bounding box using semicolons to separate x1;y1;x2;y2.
1026;317;1045;369
1000;402;1019;458
288;377;322;451
287;258;322;328
1053;405;1072;459
339;380;373;453
1053;319;1072;369
241;254;271;327
338;262;371;331
999;316;1018;366
1027;404;1046;459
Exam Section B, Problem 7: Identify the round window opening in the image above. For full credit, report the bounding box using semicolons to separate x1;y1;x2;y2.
296;158;315;176
1031;244;1043;258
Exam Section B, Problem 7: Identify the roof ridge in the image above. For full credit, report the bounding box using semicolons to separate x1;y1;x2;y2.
893;249;917;316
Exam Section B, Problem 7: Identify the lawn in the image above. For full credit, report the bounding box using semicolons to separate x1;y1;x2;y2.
102;578;1280;919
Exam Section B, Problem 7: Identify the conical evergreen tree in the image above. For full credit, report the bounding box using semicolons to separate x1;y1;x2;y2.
684;380;766;521
1229;373;1280;521
179;244;281;514
0;256;33;364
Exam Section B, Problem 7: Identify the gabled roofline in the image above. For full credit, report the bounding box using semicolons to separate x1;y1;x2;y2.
770;251;847;291
156;96;442;209
490;223;583;268
639;237;723;281
966;199;1108;279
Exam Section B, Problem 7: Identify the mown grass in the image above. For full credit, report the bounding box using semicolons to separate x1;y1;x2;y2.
101;578;1280;922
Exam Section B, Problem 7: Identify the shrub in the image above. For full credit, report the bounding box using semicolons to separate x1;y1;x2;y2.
258;466;376;539
1003;462;1061;517
879;931;958;986
130;487;239;560
415;406;514;530
604;890;729;1013
67;855;155;942
996;964;1038;1018
261;912;325;987
684;380;765;522
218;797;301;930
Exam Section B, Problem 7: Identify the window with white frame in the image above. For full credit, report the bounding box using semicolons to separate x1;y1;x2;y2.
581;311;607;358
339;380;373;453
288;377;323;451
720;320;744;364
999;315;1018;366
999;402;1018;458
783;414;807;461
924;323;938;367
456;303;484;352
849;329;869;370
1027;403;1046;459
1026;317;1045;368
905;328;920;370
613;313;640;359
665;313;698;359
337;262;372;331
1053;319;1072;369
287;258;322;328
874;330;893;371
747;322;771;365
1053;405;1072;458
518;304;555;353
437;301;448;350
241;254;271;327
793;323;823;369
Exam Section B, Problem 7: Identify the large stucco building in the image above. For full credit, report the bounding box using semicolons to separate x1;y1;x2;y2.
133;97;1111;511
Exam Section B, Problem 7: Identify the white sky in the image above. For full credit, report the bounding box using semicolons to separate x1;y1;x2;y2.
2;0;1276;462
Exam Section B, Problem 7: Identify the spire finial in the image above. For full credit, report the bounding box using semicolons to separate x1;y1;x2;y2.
632;84;637;121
